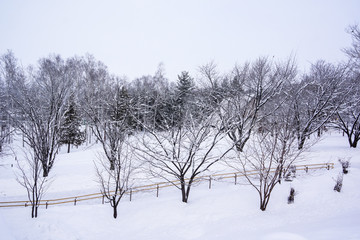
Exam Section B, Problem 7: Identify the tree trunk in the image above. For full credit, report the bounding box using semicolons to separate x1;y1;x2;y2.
349;137;358;148
31;205;35;218
260;199;266;211
67;143;71;153
352;140;358;148
235;139;248;152
260;197;269;211
235;144;243;152
181;188;187;203
113;206;118;219
35;205;38;218
298;135;306;150
228;129;250;152
347;132;359;148
111;197;118;218
42;165;49;177
31;205;38;218
277;165;284;184
110;160;115;171
260;192;272;211
180;179;188;203
185;181;192;202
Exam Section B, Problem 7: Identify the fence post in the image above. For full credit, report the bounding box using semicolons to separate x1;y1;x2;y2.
74;198;77;206
327;164;330;170
305;166;308;173
102;195;104;204
25;202;28;207
46;201;48;209
209;176;212;189
156;185;159;197
234;173;237;185
130;189;132;202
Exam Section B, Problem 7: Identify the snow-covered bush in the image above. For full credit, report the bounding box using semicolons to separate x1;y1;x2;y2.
339;158;350;174
287;187;296;204
333;173;344;192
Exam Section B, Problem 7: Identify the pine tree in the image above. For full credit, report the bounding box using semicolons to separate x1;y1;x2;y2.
60;96;85;153
109;86;135;129
173;71;195;126
176;71;194;107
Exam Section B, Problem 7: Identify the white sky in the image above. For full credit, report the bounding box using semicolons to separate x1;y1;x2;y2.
1;0;359;81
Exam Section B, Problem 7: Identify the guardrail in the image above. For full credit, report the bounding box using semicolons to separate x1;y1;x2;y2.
0;162;334;208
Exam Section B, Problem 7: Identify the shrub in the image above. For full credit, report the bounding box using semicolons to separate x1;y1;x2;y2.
333;173;343;192
339;158;350;174
287;187;296;204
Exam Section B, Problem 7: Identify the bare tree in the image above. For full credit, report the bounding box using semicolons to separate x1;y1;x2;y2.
0;125;12;157
85;80;133;170
80;57;131;171
135;108;233;203
233;130;306;211
343;24;360;69
16;151;49;218
331;77;360;147
0;50;23;155
197;61;226;114
9;55;72;177
229;97;309;211
220;57;297;152
331;24;360;148
95;140;136;219
294;60;347;149
0;82;8;154
198;61;221;89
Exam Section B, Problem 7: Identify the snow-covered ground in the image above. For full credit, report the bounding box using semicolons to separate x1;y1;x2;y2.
0;131;359;240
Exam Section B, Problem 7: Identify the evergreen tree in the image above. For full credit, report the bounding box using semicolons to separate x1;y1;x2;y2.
60;96;85;153
109;86;135;129
176;71;194;107
173;71;195;126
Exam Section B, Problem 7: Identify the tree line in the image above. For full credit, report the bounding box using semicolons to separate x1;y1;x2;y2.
0;25;359;218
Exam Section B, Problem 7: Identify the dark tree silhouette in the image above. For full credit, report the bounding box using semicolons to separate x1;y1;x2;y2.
60;95;85;153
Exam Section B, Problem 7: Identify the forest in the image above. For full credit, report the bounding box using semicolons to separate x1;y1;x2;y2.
0;25;359;219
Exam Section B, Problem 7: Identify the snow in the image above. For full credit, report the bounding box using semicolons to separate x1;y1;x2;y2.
1;131;360;240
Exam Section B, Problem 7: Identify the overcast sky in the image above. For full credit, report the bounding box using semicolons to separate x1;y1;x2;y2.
1;0;359;81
